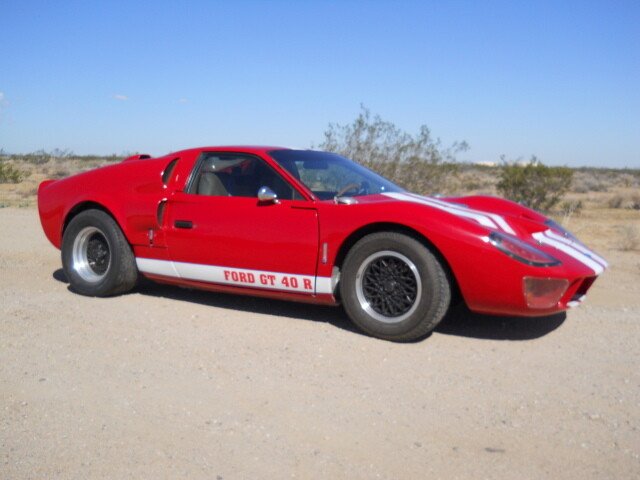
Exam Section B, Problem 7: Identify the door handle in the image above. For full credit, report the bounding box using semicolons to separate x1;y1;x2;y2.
174;220;193;229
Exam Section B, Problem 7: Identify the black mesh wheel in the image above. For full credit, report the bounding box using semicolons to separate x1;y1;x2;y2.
340;232;451;342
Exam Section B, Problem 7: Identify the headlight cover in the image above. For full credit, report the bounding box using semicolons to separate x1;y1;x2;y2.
544;219;582;245
489;231;561;267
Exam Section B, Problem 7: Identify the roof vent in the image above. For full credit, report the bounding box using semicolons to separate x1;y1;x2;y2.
122;154;152;162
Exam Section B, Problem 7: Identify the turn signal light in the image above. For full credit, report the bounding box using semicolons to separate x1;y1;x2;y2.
523;277;569;309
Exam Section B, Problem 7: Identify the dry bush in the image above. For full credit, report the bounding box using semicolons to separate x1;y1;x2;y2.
558;199;583;217
0;162;26;183
572;173;609;193
608;193;640;210
572;168;640;193
453;164;497;193
49;167;73;179
20;186;39;198
497;157;573;212
319;105;468;194
617;225;639;251
608;195;624;208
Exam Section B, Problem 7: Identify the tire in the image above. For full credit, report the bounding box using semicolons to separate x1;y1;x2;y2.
61;209;138;297
340;232;451;342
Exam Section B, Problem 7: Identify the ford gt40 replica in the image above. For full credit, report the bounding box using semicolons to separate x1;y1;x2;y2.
38;146;607;341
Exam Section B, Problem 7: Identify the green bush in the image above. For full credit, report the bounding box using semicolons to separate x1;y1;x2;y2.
497;157;573;212
0;161;25;184
318;105;468;194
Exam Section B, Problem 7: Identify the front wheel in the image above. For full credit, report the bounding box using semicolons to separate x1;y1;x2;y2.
61;209;138;296
340;232;451;341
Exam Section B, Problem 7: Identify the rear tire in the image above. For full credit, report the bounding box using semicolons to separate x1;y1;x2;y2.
340;232;451;341
61;209;138;296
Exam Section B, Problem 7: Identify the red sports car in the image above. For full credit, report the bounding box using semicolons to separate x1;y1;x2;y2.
38;146;606;341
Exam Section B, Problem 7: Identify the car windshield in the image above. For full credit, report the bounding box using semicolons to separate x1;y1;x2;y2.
269;150;404;200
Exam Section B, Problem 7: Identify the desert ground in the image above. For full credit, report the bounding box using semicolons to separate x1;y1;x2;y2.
1;159;639;479
1;201;639;479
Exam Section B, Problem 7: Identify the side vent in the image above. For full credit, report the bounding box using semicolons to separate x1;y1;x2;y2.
157;199;167;227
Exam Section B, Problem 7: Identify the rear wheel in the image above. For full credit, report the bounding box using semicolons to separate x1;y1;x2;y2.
340;232;451;341
61;209;138;296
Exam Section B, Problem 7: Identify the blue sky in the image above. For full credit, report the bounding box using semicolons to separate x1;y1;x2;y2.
1;0;638;167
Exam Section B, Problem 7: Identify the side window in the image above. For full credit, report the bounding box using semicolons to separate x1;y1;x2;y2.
191;153;302;200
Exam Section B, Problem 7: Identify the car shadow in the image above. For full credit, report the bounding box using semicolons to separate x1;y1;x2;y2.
52;269;566;341
436;302;566;340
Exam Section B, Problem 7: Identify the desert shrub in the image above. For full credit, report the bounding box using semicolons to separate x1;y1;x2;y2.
608;193;640;210
22;149;52;165
21;186;39;198
496;157;573;212
50;167;72;179
617;225;639;251
459;176;490;192
608;195;624;209
0;161;26;183
318;105;468;194
572;173;608;193
559;199;583;217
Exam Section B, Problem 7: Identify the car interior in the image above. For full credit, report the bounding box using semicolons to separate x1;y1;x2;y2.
195;154;300;200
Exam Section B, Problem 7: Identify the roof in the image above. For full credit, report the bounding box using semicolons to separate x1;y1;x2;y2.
168;145;294;156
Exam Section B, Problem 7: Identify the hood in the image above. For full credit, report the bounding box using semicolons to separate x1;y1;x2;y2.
381;192;608;276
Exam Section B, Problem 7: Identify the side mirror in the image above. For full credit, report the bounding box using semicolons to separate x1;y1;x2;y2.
257;186;279;204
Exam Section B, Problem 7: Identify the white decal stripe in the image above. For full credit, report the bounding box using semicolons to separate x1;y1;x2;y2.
136;258;333;294
315;277;334;295
386;192;499;230
403;192;516;234
136;257;180;277
532;232;604;275
543;230;608;268
415;195;516;234
485;213;516;235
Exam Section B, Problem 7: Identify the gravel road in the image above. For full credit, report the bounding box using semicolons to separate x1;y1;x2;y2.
1;207;639;479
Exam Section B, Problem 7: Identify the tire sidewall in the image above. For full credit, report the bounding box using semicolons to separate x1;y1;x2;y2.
341;233;448;339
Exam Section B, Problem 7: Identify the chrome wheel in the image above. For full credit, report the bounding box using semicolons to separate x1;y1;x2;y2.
355;250;422;324
71;226;111;283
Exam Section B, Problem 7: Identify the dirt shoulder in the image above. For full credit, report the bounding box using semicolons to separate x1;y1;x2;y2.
1;207;639;479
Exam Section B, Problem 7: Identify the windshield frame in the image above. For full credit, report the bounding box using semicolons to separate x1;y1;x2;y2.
268;149;405;201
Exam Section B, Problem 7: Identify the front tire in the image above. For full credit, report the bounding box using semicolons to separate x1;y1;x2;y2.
340;232;451;341
61;209;138;296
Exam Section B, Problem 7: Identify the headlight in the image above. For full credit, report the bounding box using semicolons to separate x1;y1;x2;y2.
489;231;561;267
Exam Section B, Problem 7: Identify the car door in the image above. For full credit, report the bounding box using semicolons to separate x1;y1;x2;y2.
163;152;320;294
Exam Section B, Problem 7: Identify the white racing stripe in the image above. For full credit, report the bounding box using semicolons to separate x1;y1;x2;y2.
543;230;608;269
415;195;516;234
532;231;605;275
485;213;517;235
383;192;515;235
136;258;333;294
384;192;605;275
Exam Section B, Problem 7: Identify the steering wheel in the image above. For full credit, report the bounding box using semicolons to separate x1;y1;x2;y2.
335;182;361;197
